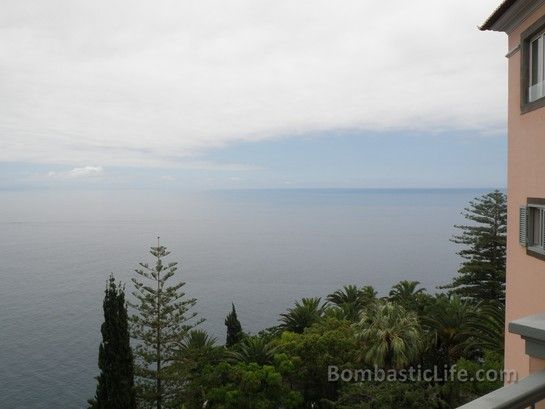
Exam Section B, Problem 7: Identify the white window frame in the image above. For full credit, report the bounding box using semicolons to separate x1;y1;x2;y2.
521;204;545;254
529;31;545;103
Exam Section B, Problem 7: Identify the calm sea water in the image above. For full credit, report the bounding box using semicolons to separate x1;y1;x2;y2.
0;188;492;408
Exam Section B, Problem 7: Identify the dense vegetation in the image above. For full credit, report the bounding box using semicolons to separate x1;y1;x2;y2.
89;190;507;408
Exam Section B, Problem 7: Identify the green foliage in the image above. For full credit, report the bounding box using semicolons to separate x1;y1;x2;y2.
388;280;430;315
130;242;203;409
279;297;325;333
225;303;243;347
228;336;279;365
423;295;477;366
173;330;223;408
325;302;365;323
326;285;377;322
277;318;359;405
203;360;303;409
181;329;218;351
359;286;378;304
255;326;283;342
454;351;504;404
388;280;425;302
88;275;136;409
177;330;223;373
327;285;364;306
327;381;447;409
441;190;507;303
463;302;505;356
354;302;422;369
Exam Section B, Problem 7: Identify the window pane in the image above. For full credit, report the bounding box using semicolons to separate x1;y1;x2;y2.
533;208;542;246
532;39;540;86
537;35;543;84
529;36;545;102
540;36;544;84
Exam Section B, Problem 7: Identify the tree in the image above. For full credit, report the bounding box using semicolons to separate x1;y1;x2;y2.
354;301;422;369
389;280;425;304
176;329;222;375
441;190;507;303
325;302;365;322
327;285;364;307
179;330;219;360
88;275;136;409
225;303;243;347
326;285;377;322
228;335;279;365
204;360;302;409
279;297;324;333
359;285;378;305
388;280;431;316
423;295;476;366
277;318;359;406
454;350;503;403
130;240;202;409
172;330;223;408
463;301;505;356
327;381;446;409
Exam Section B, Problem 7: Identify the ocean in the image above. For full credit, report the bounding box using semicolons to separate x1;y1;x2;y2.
0;188;492;408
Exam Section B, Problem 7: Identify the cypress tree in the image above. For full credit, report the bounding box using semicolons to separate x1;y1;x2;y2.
130;239;202;409
224;303;243;347
441;190;507;303
88;275;136;409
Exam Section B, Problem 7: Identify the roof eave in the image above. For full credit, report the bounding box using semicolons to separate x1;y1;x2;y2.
480;0;518;32
480;0;545;33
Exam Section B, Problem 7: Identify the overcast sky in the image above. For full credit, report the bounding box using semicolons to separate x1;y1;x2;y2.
0;0;507;189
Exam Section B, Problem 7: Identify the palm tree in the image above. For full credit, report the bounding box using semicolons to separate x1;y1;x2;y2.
463;301;505;356
354;301;422;369
179;330;217;352
176;329;222;370
423;295;477;365
389;280;426;309
327;285;363;306
326;285;377;321
327;284;378;306
279;297;324;333
228;336;279;365
360;285;378;304
324;301;364;322
172;330;222;407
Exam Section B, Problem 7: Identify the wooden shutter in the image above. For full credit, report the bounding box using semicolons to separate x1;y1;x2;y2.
520;206;528;246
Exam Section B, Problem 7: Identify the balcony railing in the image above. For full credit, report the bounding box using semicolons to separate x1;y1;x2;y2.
457;369;545;409
459;313;545;408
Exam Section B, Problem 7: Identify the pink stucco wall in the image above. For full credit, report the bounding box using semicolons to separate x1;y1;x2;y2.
505;2;545;380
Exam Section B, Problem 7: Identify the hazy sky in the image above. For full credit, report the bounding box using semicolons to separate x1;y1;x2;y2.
0;0;507;189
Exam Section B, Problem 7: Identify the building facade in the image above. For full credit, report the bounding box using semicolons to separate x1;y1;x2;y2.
482;0;545;383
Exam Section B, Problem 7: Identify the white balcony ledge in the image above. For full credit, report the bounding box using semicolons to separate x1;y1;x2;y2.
457;369;545;409
458;313;545;408
509;313;545;360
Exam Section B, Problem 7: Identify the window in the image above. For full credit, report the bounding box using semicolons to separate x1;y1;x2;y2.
520;204;545;254
521;16;545;113
529;32;545;102
530;207;543;247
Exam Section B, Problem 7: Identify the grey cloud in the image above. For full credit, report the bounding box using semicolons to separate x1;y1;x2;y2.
0;0;506;168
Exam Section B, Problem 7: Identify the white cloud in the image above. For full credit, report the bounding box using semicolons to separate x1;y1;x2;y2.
47;166;104;179
0;0;506;168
